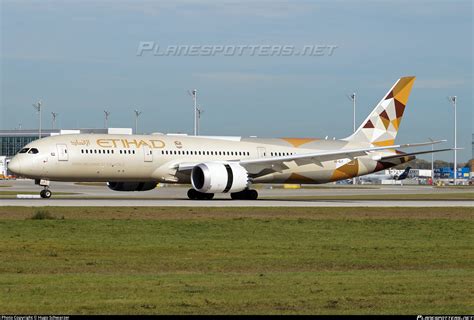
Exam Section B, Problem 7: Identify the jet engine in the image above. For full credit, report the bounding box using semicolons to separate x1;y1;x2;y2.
107;181;157;191
191;162;249;193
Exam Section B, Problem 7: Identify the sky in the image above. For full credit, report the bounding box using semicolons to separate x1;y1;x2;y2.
1;0;472;162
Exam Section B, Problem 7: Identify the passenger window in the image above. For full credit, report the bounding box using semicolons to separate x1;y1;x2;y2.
19;148;29;153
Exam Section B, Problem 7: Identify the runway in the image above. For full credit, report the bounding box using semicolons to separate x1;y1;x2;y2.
1;198;473;207
1;180;472;207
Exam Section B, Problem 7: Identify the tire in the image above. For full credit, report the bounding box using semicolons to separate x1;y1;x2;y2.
231;190;258;200
204;193;214;200
40;189;52;199
248;190;258;200
187;189;198;200
230;192;240;200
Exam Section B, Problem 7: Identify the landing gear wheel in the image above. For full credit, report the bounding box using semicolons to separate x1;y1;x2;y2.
230;192;242;200
248;189;258;200
231;189;258;200
40;189;52;199
187;189;198;200
204;193;214;200
187;189;214;200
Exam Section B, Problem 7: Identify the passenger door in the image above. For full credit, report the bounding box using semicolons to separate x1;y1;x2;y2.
143;146;153;162
257;147;266;158
57;144;69;161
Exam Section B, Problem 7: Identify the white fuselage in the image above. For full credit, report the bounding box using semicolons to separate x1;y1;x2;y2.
8;133;408;185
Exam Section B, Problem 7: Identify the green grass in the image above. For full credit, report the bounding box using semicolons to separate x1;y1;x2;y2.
0;207;472;314
29;209;58;220
263;192;474;201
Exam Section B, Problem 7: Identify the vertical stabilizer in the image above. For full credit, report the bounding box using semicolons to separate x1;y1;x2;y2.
344;76;415;146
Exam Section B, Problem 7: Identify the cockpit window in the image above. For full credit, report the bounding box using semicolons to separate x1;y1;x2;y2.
28;148;39;154
19;148;30;153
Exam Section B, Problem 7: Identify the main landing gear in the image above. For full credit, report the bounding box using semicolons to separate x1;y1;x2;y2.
36;179;52;199
187;189;214;200
187;188;259;200
230;189;258;200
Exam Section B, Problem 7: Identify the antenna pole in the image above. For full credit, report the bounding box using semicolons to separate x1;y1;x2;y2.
348;92;356;133
448;96;457;185
432;143;434;183
196;106;204;136
193;89;197;136
134;109;142;134
347;92;357;184
51;112;58;129
104;110;110;129
32;100;42;139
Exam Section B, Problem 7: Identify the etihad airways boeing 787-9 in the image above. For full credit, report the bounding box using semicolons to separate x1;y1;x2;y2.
8;76;451;199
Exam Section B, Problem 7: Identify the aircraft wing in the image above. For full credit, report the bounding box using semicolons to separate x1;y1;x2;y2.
176;140;447;175
238;140;446;174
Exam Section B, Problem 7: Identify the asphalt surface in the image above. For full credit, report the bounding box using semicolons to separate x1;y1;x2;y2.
1;179;472;207
2;198;473;207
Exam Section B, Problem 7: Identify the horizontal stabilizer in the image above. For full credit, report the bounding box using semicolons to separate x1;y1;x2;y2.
380;148;452;161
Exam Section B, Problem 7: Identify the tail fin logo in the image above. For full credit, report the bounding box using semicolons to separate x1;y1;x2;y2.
345;76;415;146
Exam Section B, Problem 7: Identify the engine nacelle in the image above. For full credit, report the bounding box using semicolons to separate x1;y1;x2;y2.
107;181;157;192
191;162;249;193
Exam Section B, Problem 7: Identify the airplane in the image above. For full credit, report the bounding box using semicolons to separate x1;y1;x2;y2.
8;76;452;200
358;166;411;184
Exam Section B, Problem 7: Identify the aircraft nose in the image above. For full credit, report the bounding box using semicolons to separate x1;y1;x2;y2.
8;157;22;174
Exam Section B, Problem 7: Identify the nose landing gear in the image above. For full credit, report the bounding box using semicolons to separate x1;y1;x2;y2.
35;179;52;199
40;188;52;199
